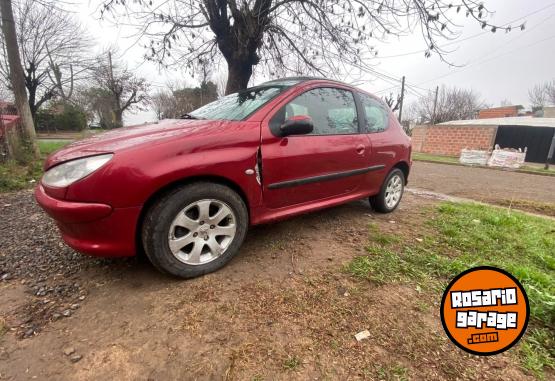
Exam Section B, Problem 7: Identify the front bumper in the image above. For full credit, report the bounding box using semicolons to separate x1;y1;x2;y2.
35;184;140;257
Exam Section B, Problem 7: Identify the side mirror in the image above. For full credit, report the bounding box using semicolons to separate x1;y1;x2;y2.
279;115;314;137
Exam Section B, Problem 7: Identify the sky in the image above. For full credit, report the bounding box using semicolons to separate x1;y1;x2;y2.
73;0;555;125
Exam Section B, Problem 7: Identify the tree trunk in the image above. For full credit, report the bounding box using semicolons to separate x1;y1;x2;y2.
225;61;253;95
114;110;123;128
0;0;40;160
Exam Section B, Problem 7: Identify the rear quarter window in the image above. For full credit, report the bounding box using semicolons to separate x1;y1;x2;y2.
359;93;389;133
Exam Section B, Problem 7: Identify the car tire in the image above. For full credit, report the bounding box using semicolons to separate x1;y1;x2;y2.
142;182;248;278
370;168;405;213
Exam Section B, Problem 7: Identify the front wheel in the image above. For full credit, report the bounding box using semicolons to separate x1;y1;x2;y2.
142;182;248;278
370;168;405;213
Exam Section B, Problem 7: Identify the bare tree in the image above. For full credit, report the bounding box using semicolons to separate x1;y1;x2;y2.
545;80;555;105
151;89;177;120
78;87;113;128
528;80;555;108
100;1;518;95
0;80;11;101
383;93;401;112
0;0;39;158
528;83;548;108
214;70;228;98
547;82;555;106
152;81;218;120
88;50;150;128
499;99;513;107
413;85;484;124
0;0;92;119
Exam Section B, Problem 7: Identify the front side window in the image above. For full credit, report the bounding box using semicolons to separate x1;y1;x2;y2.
270;87;359;136
189;86;286;120
359;93;389;133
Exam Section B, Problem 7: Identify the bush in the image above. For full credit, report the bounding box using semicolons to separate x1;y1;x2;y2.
36;102;87;132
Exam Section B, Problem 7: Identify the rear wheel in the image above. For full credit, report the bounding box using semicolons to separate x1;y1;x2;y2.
142;182;248;278
370;168;405;213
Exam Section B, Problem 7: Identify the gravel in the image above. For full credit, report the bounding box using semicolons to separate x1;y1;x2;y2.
0;189;132;338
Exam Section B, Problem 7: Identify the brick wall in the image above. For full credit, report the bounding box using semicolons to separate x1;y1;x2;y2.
411;125;427;152
478;106;519;119
412;124;497;156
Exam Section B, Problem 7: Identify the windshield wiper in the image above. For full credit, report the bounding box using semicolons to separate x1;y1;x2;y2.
180;113;200;120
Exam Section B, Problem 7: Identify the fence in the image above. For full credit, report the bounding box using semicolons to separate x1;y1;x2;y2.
0;112;22;163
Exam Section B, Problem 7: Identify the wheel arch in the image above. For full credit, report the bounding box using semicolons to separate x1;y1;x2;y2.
393;161;410;184
135;175;251;255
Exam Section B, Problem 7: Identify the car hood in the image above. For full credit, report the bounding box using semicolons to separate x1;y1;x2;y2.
45;119;229;169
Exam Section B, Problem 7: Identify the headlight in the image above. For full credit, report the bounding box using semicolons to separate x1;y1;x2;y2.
42;154;113;188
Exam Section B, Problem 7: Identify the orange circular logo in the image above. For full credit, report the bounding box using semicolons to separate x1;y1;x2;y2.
440;266;529;356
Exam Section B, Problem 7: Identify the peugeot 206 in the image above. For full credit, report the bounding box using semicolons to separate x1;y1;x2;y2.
35;78;412;278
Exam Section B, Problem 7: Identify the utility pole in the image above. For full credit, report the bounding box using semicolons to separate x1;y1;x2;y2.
398;76;405;122
432;85;439;125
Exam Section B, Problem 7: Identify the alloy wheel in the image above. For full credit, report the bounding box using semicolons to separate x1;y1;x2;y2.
384;174;403;209
168;199;237;265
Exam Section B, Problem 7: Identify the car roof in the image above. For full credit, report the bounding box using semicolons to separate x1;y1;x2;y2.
253;77;382;103
260;76;349;88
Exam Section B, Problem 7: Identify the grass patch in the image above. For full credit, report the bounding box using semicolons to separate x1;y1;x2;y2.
497;199;555;217
0;140;71;193
369;223;400;246
375;363;409;381
0;160;43;192
519;328;555;378
283;355;302;370
38;140;70;155
412;152;555;176
412;152;459;164
347;202;555;377
521;165;555;175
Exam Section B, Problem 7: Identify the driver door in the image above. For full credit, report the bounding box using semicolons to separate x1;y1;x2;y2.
260;86;373;209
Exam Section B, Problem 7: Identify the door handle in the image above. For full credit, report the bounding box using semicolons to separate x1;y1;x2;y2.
356;145;365;155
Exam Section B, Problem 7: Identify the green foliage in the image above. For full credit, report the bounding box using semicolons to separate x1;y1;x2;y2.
0;160;42;192
0;140;70;193
346;202;555;376
519;328;555;378
36;102;88;132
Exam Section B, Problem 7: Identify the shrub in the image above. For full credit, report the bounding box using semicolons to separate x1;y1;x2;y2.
36;102;88;132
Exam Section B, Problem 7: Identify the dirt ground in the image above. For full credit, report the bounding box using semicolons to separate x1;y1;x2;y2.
0;182;542;380
410;161;555;205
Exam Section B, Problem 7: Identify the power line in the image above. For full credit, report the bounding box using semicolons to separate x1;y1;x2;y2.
376;2;555;59
374;5;555;96
404;10;555;89
417;32;555;86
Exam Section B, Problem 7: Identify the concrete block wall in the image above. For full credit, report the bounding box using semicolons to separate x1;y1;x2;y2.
412;125;497;156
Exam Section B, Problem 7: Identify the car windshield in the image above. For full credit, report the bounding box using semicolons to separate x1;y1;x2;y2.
188;85;288;121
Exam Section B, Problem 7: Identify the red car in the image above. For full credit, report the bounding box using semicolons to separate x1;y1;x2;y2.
35;78;411;278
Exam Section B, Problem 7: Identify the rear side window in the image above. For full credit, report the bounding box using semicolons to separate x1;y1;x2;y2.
270;87;359;136
359;93;389;133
